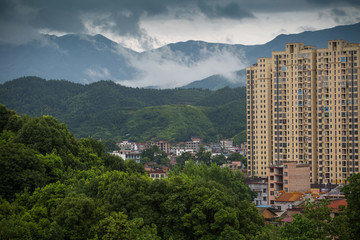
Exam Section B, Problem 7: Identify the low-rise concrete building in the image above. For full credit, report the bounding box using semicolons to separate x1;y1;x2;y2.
247;177;269;206
268;161;310;205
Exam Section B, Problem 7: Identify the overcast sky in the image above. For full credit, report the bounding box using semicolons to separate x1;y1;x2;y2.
1;0;360;52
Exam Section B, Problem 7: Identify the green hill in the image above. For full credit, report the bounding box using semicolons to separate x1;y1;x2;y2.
0;77;247;142
124;105;215;142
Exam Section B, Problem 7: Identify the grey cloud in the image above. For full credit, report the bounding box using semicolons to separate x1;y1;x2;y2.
330;8;348;17
297;25;316;32
329;8;354;24
198;1;254;19
1;0;359;49
0;0;255;40
307;0;360;6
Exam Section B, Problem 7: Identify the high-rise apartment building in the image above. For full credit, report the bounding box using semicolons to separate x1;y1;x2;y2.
247;40;360;184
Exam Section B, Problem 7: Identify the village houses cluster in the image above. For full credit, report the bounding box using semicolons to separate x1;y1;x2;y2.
110;136;248;180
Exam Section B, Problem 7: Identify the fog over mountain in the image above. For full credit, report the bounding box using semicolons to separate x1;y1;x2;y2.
0;22;360;89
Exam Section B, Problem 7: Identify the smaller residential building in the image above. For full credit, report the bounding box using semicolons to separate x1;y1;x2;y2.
110;150;141;163
275;192;304;212
116;141;138;151
125;151;141;163
268;161;310;205
145;164;169;180
155;141;170;154
247;177;269;206
239;142;247;157
148;171;168;180
220;139;233;149
171;147;186;156
186;136;201;151
223;161;245;172
257;207;278;224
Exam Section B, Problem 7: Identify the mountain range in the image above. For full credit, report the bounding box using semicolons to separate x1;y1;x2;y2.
1;22;360;89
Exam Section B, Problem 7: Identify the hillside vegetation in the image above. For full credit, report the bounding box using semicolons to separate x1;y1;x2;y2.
0;76;247;142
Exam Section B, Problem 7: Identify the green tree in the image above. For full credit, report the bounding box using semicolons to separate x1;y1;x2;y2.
0;103;16;131
280;199;350;240
232;130;247;146
0;198;30;239
38;153;64;183
212;154;226;165
80;137;106;158
342;173;360;239
195;145;212;166
140;145;159;162
94;212;160;240
141;145;169;167
102;139;120;152
165;162;262;239
103;154;126;171
5;114;23;132
54;193;96;240
0;140;46;201
125;159;146;174
14;115;78;157
175;151;193;169
227;152;247;167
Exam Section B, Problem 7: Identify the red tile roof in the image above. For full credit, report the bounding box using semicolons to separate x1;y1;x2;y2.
275;192;303;202
327;199;347;213
281;216;293;223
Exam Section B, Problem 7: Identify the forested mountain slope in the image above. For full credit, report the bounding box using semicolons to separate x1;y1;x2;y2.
0;76;247;142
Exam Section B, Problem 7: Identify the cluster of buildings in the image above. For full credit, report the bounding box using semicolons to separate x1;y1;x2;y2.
246;39;359;222
110;137;246;179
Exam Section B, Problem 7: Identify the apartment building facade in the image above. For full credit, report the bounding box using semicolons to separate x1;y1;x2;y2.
247;40;360;184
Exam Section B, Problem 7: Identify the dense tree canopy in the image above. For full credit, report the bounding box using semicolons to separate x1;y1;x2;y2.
0;105;265;240
342;173;360;239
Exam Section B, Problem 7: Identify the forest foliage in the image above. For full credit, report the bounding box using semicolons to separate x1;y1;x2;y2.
0;77;247;143
0;104;263;239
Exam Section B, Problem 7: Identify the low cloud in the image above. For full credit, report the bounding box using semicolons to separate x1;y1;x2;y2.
85;66;112;82
318;7;360;25
117;45;247;88
297;25;316;32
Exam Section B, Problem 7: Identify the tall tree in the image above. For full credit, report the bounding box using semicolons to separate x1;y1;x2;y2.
195;145;212;166
342;173;360;239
